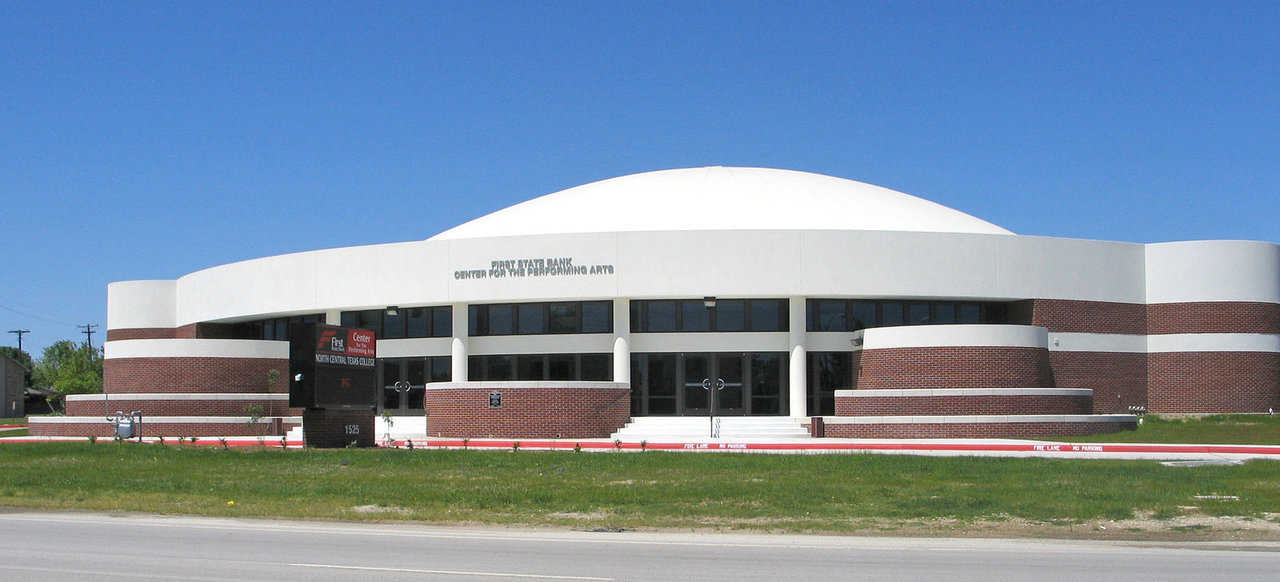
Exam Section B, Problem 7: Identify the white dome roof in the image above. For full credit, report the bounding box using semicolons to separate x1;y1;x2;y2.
430;167;1012;240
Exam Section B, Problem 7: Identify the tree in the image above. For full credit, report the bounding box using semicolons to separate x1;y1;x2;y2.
33;341;103;398
0;347;33;386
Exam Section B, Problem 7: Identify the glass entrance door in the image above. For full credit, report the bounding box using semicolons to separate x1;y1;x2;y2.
681;353;747;416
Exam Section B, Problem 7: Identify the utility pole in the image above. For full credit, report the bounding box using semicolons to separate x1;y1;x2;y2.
78;323;98;350
7;329;30;353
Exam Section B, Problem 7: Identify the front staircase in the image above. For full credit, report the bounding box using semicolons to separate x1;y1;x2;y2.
611;416;811;441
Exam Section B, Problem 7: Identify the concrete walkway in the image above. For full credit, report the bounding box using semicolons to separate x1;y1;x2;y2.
3;433;1279;461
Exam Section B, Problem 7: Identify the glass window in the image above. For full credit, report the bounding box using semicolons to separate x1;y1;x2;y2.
485;355;513;380
517;304;546;334
715;300;745;331
958;303;981;323
262;319;276;341
646;301;676;332
488;305;514;335
517;355;545;380
468;306;482;335
985;303;1009;324
934;303;956;324
548;355;575;380
429;356;451;382
581;301;611;333
881;302;904;326
382;360;402;409
382;310;405;339
406;359;426;409
908;302;931;325
645;354;677;414
749;299;786;331
340;311;359;329
851;301;876;330
750;353;783;414
433;306;452;337
814;300;846;331
548;302;578;333
406;307;429;337
681;300;711;331
357;310;381;336
581;354;611;381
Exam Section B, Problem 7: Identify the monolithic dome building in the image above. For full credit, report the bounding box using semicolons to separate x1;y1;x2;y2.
32;167;1280;440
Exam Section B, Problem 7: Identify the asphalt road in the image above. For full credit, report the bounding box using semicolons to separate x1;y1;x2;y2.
0;512;1276;581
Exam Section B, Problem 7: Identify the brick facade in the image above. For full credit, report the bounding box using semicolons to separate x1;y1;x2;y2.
105;324;199;341
29;419;298;438
836;394;1092;416
823;420;1136;439
104;357;289;393
1147;302;1280;335
1148;351;1280;413
856;347;1053;390
425;386;631;439
1047;352;1148;413
1031;299;1147;334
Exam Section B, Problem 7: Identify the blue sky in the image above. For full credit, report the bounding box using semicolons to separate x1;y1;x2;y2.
2;1;1277;357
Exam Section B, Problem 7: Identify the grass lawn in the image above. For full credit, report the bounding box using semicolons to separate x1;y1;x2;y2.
1;442;1278;539
1055;414;1280;445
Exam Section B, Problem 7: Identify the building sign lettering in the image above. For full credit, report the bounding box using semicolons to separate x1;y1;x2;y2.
454;257;614;280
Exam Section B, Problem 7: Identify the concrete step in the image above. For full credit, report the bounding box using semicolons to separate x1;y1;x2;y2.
612;416;810;440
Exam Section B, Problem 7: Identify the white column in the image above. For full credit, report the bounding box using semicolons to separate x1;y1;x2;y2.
612;299;631;383
788;296;808;418
324;310;341;325
450;303;468;381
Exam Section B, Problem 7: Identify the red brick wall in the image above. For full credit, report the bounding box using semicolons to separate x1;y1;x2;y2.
105;324;199;341
824;420;1135;439
1148;352;1280;413
66;398;298;417
857;347;1053;390
836;394;1092;416
1148;302;1280;334
1048;352;1147;413
30;420;297;437
425;387;631;439
104;357;289;393
1031;299;1146;334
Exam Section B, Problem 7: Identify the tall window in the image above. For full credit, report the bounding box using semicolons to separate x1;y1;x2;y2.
467;353;613;381
468;301;613;336
630;299;788;332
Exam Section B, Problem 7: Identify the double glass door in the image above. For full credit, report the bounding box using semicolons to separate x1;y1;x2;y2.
682;353;746;416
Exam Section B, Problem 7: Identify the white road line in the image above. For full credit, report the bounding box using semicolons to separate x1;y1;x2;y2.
291;562;612;580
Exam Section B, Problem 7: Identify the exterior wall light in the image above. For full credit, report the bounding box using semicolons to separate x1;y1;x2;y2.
385;306;400;317
703;296;717;309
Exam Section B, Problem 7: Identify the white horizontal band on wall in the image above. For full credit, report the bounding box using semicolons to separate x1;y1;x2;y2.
1048;332;1280;353
859;325;1048;350
1147;333;1280;353
29;416;303;424
377;337;454;358
628;332;791;353
467;333;617;356
820;414;1136;424
67;393;290;402
425;381;629;390
833;388;1092;398
104;339;289;360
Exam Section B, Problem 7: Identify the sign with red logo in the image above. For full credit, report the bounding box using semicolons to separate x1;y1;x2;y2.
313;325;376;368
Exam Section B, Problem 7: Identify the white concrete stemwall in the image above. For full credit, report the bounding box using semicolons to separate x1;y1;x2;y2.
104;339;288;360
1146;240;1280;303
858;325;1049;350
107;280;177;329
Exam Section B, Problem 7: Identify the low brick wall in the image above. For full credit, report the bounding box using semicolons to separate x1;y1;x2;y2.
104;357;289;393
823;418;1136;439
29;418;298;437
66;396;298;417
835;392;1092;416
857;346;1054;390
425;382;631;439
1148;351;1280;413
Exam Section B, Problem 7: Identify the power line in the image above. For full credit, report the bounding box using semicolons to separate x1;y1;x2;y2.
0;303;79;327
7;329;30;353
79;323;99;350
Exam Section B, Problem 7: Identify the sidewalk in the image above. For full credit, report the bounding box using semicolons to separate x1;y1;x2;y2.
3;433;1279;461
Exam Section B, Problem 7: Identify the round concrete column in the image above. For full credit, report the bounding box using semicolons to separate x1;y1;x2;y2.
789;297;808;418
451;303;468;382
612;299;631;383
